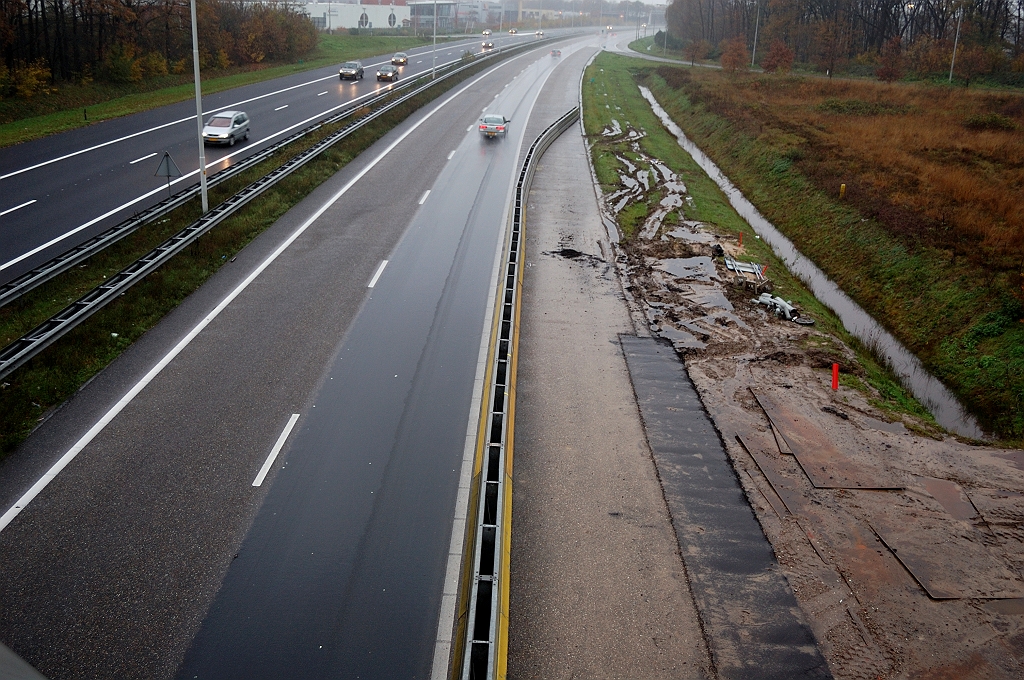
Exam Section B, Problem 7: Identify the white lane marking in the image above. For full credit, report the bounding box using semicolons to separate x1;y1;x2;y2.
1;85;401;273
274;104;289;111
0;54;527;535
447;150;456;160
416;60;423;64
317;91;328;96
252;414;300;486
466;124;473;132
419;190;430;205
0;200;36;217
367;259;389;288
481;107;487;112
129;152;158;165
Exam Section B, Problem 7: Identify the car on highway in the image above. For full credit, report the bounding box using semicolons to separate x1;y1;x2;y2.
391;52;408;65
482;29;492;36
339;61;364;80
508;28;517;34
535;30;544;36
202;110;249;146
551;49;561;56
376;64;400;81
479;114;509;139
482;40;494;49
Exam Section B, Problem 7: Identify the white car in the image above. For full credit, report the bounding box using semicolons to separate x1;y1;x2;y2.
482;29;492;36
202;110;249;146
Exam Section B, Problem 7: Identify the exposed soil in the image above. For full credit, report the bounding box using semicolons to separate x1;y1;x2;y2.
602;139;1024;679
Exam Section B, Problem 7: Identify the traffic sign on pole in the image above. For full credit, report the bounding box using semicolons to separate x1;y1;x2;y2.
154;152;182;198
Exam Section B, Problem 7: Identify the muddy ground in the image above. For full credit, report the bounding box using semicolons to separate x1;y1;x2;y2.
595;130;1024;679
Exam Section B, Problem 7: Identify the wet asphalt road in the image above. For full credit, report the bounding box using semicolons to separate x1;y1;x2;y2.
0;35;599;679
0;33;548;286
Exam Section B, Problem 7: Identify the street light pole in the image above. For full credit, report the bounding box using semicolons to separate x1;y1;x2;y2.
189;0;207;213
432;0;437;79
949;5;963;83
751;0;760;67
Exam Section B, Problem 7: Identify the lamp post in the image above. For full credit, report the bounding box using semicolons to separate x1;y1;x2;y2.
751;0;760;67
189;0;207;213
431;0;437;79
949;4;963;83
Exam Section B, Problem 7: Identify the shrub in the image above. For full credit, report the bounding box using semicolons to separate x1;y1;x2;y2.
14;59;51;97
103;44;143;83
216;49;232;70
963;113;1017;131
139;52;168;79
761;39;794;74
683;39;711;66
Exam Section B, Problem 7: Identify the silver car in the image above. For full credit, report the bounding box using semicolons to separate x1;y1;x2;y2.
202;110;249;146
479;114;509;139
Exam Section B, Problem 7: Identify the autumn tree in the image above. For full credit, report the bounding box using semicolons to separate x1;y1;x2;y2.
720;36;749;72
684;39;712;65
761;39;795;73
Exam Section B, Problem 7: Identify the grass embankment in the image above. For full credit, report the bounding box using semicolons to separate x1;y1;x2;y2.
0;33;437;147
596;53;1023;439
0;53;495;458
582;52;935;427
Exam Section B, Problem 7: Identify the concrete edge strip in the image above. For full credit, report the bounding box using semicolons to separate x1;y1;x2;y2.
0;55;535;536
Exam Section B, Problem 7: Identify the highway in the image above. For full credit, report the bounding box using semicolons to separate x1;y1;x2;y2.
0;32;546;287
0;31;599;679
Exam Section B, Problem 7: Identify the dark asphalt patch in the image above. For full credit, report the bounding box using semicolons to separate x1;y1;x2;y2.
620;335;832;680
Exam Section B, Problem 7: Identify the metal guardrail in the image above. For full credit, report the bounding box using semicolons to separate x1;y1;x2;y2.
456;106;579;680
0;40;563;382
0;52;486;310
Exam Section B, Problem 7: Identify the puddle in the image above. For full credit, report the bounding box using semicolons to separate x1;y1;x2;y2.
639;86;984;440
652;322;706;349
656;257;717;282
685;283;733;310
862;416;908;435
665;225;716;243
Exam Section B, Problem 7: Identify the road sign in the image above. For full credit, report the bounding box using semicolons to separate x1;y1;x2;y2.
154;152;182;198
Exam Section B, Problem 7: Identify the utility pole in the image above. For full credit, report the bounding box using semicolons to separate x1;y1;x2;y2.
949;5;963;83
751;0;760;67
432;0;437;79
189;0;207;213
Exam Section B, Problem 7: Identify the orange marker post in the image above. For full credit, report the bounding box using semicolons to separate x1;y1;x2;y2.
832;364;839;390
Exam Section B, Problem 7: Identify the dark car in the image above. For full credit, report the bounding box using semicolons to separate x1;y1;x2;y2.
508;28;517;34
377;64;400;81
339;61;364;80
482;40;495;50
391;52;408;65
202;110;249;146
479;113;509;139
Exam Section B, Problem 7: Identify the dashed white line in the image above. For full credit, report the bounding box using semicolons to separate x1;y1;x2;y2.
416;60;423;63
317;91;328;96
467;124;474;132
368;259;389;288
447;150;456;160
129;152;158;165
274;104;289;111
252;414;300;486
419;189;431;205
0;54;532;534
0;200;36;217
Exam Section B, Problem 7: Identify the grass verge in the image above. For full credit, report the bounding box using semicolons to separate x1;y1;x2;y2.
0;51;502;459
0;33;444;147
582;51;940;430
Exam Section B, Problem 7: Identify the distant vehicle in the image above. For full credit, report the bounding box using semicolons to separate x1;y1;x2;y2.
482;40;495;50
508;28;517;34
535;30;544;36
202;110;249;146
391;52;408;65
479;114;509;139
482;29;492;36
551;49;561;56
606;25;613;30
339;61;364;80
376;64;400;81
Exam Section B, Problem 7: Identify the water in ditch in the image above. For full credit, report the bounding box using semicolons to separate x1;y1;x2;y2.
638;86;985;439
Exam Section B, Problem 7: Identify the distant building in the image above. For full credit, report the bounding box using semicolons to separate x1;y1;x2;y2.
302;1;411;30
407;0;457;31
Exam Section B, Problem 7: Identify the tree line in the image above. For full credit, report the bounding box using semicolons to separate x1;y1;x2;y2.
665;0;1024;80
0;0;317;98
